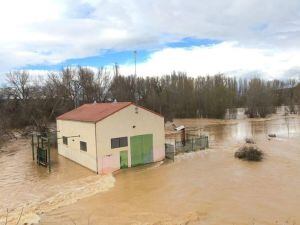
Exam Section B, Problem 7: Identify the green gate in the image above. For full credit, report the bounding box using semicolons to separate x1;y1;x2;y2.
130;134;153;166
37;147;47;166
31;133;52;172
120;151;128;168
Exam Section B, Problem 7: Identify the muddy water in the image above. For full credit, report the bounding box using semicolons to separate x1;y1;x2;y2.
42;139;300;225
0;139;115;224
204;116;300;147
1;115;300;224
40;115;300;225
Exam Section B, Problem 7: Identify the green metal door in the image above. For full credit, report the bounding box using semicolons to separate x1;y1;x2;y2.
130;135;143;166
142;134;153;164
120;151;128;168
130;134;153;166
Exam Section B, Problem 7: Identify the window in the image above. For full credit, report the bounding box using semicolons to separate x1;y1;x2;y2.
111;138;119;149
111;137;128;149
80;141;87;151
119;137;128;147
63;136;68;145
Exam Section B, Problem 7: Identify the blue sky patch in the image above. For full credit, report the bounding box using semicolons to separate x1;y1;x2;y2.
22;50;151;71
22;37;220;71
166;37;220;48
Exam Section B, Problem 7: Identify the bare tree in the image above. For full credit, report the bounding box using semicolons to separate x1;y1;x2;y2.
0;67;300;135
77;67;96;103
245;78;273;118
6;71;30;100
95;67;111;102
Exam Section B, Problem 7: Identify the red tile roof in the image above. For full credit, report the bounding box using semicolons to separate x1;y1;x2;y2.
57;102;163;122
57;102;132;122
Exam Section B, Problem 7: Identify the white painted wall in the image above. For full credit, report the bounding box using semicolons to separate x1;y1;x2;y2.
57;120;97;172
96;104;165;173
57;104;165;174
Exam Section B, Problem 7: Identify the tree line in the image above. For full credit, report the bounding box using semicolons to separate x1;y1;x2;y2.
0;67;299;133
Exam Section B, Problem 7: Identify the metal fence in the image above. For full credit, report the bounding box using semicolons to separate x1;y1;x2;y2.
165;136;209;161
165;143;176;160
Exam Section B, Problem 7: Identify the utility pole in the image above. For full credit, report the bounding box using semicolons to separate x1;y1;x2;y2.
133;50;137;76
114;63;119;76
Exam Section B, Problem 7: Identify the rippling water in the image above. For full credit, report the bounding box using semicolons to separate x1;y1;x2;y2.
0;139;115;224
1;115;300;224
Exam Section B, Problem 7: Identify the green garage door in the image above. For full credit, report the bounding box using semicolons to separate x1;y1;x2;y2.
120;151;128;168
130;134;153;166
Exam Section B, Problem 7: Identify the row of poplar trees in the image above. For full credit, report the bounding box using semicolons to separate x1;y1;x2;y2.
0;67;299;131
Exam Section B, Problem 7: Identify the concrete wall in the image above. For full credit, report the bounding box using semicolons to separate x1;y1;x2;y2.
57;120;97;172
96;104;165;174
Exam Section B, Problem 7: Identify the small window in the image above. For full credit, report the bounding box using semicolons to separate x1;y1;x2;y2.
80;141;87;151
63;136;68;145
111;138;119;149
111;137;128;149
119;137;128;147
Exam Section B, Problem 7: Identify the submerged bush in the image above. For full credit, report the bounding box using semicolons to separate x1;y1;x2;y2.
235;145;263;161
245;138;255;144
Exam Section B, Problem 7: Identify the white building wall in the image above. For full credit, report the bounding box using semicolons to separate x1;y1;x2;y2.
96;104;165;174
57;120;97;172
57;104;165;174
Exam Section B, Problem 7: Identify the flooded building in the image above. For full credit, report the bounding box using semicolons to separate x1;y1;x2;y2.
57;102;165;174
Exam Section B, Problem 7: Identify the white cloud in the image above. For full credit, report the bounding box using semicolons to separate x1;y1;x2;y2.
119;42;300;79
2;42;298;83
1;0;300;78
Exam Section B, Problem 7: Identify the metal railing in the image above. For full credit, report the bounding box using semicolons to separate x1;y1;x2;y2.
165;135;209;161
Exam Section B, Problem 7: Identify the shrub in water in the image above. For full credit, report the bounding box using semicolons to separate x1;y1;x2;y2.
235;145;263;161
245;138;255;144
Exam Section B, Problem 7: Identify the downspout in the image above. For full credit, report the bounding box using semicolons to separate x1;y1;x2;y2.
94;122;99;174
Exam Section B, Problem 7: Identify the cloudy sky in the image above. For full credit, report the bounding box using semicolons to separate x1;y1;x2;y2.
1;0;300;80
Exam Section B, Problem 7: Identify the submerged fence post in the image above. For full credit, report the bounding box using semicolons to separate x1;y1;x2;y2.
47;133;51;173
37;135;39;164
31;134;35;160
206;136;209;148
192;138;194;151
172;144;175;162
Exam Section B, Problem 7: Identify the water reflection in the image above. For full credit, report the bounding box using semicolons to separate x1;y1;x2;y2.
206;117;300;146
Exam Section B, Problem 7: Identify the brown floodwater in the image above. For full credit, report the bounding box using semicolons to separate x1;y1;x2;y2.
0;139;114;224
1;115;300;224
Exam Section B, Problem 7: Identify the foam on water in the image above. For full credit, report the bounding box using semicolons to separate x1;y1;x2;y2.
0;174;115;224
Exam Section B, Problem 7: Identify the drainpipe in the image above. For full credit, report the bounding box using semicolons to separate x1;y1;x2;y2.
94;123;99;174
